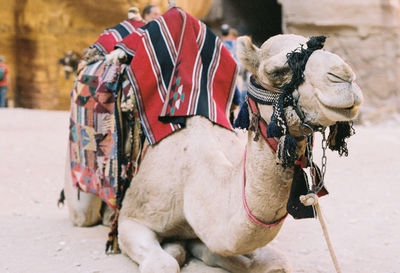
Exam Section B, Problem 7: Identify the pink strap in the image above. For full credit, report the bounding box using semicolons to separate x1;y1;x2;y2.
242;146;288;227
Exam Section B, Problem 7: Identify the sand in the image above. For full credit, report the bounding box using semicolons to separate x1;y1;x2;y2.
0;108;399;273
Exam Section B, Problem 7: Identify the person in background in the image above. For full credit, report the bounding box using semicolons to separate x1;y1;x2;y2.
0;56;9;108
142;5;162;22
220;24;244;124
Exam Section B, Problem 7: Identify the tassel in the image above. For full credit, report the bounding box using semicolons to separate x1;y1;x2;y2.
327;121;354;156
249;114;260;141
266;119;283;138
233;101;250;129
276;135;297;168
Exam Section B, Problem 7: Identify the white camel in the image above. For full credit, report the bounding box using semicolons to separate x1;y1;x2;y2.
64;33;363;272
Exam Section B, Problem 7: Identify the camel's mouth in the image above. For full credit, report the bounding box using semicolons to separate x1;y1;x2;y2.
317;99;359;121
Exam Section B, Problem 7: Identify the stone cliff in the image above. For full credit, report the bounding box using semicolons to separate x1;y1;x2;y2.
0;0;212;110
279;0;400;121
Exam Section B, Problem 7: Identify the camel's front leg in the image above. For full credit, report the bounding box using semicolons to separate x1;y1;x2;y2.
188;240;252;272
118;217;180;273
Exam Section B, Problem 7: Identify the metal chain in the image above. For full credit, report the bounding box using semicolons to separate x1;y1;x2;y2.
301;123;328;194
313;130;328;193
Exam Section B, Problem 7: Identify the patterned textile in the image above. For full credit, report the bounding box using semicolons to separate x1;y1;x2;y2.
69;59;123;209
92;19;146;55
116;8;238;145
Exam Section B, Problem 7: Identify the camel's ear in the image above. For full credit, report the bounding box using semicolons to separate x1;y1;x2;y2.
236;36;260;75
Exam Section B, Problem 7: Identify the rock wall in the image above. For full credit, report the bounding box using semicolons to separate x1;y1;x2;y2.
278;0;400;121
0;0;212;110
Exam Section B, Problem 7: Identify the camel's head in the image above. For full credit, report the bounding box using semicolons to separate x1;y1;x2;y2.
236;34;364;167
236;34;363;128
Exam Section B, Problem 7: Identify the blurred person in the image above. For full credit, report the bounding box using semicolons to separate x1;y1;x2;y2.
142;5;161;22
221;24;239;62
58;50;81;79
220;25;243;123
0;56;9;108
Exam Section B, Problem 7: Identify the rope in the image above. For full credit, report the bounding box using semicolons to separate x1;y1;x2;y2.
300;193;342;273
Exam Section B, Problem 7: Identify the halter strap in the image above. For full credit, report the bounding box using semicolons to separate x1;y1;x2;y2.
247;76;280;105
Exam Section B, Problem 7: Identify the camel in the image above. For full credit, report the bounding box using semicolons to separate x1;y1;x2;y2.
64;32;363;272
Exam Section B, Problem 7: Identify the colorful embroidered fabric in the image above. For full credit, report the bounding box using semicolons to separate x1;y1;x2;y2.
69;60;122;209
116;8;238;145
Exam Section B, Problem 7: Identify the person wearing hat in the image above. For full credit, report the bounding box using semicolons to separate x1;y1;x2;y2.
0;56;9;108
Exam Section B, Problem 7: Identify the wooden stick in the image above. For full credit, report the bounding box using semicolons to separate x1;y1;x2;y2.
300;194;343;273
315;202;343;273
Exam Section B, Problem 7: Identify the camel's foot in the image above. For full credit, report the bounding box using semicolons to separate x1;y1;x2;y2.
181;258;230;273
119;218;180;273
64;152;102;227
247;246;291;273
188;240;251;272
188;240;291;273
139;250;180;273
163;241;187;267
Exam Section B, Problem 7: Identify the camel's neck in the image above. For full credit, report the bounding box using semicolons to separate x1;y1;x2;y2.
243;129;294;226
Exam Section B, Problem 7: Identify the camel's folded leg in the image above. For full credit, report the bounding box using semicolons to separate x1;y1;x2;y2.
248;246;291;273
64;151;102;227
162;241;187;267
188;240;252;272
188;240;291;273
118;217;180;273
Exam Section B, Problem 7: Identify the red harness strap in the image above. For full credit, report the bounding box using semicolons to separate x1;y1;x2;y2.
247;97;278;152
247;97;306;167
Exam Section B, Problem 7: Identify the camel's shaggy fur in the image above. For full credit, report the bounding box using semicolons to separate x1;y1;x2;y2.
64;34;363;273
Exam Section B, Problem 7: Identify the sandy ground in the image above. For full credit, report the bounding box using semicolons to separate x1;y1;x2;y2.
0;108;399;273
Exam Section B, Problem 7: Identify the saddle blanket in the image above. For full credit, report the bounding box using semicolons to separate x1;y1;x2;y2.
116;7;238;144
69;60;123;209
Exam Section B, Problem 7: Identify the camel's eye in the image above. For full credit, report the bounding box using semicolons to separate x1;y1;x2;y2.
327;72;351;83
267;66;290;78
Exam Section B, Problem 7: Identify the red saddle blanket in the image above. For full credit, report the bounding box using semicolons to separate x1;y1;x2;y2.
117;8;238;144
